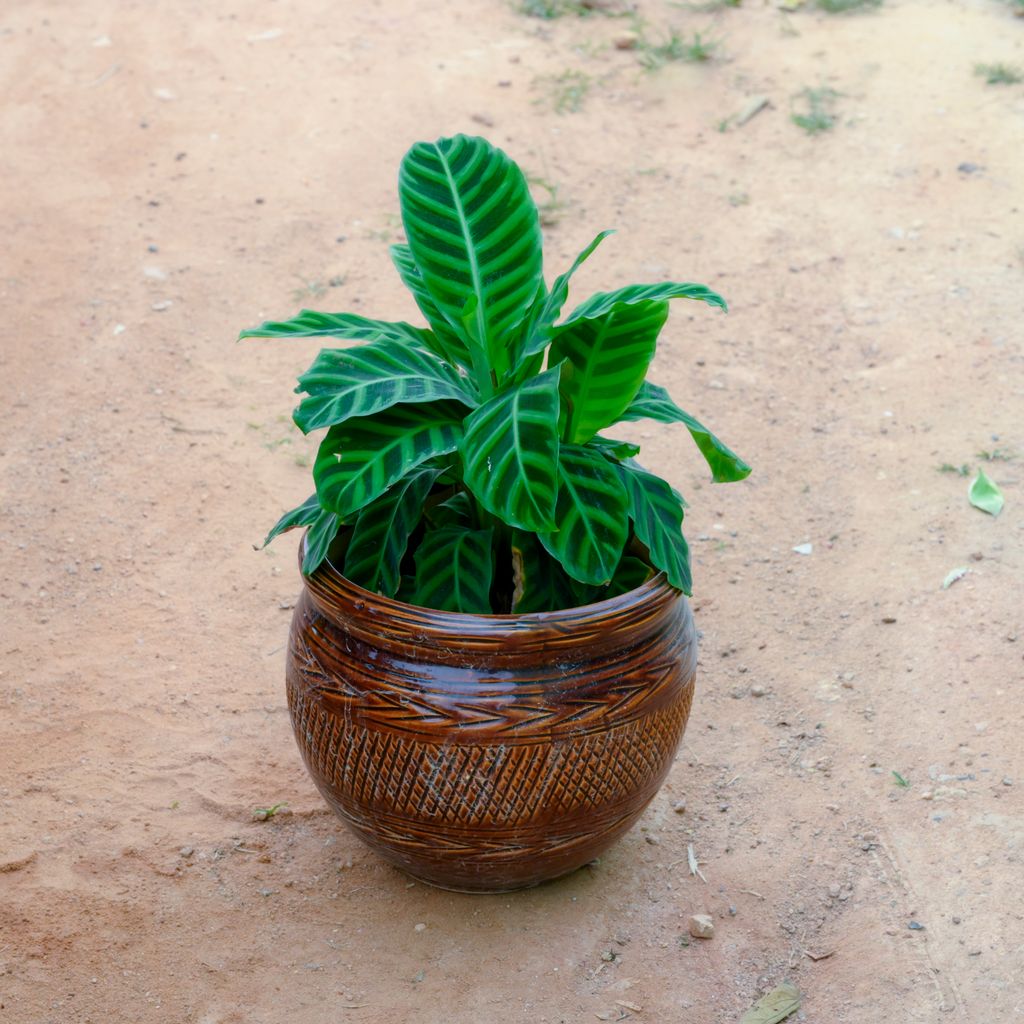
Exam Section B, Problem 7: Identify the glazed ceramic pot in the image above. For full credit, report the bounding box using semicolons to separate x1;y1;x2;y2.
285;542;698;893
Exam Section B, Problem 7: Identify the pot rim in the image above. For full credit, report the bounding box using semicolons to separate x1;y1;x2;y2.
299;531;682;628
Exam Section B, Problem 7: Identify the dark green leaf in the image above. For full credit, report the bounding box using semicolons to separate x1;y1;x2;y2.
615;460;691;593
587;435;641;461
539;444;629;585
390;244;473;367
461;366;561;531
551;300;668;443
399;135;544;382
603;555;655;599
314;403;464;518
301;508;343;576
426;490;476;529
561;280;727;324
342;466;440;596
521;229;615;360
239;309;434;348
411;526;494;613
293;339;475;434
262;493;320;548
511;529;583;613
619;381;751;483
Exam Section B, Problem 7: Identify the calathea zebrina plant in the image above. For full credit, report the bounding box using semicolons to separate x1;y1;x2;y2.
242;134;750;614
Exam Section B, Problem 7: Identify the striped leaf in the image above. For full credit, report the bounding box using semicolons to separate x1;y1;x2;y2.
550;300;668;443
511;530;585;613
411;526;494;613
539;444;629;585
426;490;476;530
461;366;561;532
390;244;472;367
587;435;640;461
314;403;464;519
301;507;344;576
293;339;476;434
604;555;655;599
399;135;544;383
520;229;615;361
618;381;751;483
262;493;320;548
615;460;692;594
239;309;434;348
342;466;440;596
561;280;727;325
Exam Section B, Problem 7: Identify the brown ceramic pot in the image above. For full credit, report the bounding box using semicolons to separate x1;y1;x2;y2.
286;542;697;893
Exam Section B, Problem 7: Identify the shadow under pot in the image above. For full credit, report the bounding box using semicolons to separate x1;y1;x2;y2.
285;536;698;893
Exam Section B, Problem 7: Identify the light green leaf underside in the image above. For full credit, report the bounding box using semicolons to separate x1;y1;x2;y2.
968;469;1004;516
293;339;475;434
411;526;494;613
301;508;343;576
314;402;464;519
618;381;751;483
616;460;692;594
551;300;668;443
390;244;472;367
539;444;629;585
461;366;561;531
239;309;434;348
588;435;641;461
561;280;727;325
263;493;320;548
399;134;544;380
343;466;440;596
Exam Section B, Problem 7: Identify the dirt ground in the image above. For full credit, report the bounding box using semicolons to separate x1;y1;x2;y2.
2;0;1023;1021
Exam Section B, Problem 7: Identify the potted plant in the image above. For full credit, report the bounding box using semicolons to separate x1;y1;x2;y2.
242;134;749;892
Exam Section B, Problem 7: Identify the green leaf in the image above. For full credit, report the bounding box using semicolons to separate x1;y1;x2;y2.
616;460;692;593
342;466;440;596
511;530;583;613
968;469;1004;516
551;300;668;443
461;366;562;531
561;280;727;325
739;983;801;1024
521;229;615;359
293;339;475;434
603;555;655;599
239;309;433;348
539;444;629;585
619;381;751;483
262;493;320;548
301;507;343;576
314;403;464;518
587;435;641;461
390;244;473;367
411;526;494;613
426;490;476;529
399;135;544;383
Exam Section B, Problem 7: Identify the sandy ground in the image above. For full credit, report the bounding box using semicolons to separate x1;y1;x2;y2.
2;0;1023;1021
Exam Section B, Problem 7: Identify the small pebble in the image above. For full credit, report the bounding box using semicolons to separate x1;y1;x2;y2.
179;846;193;858
688;914;715;939
952;916;961;924
1002;777;1013;786
613;30;639;50
151;300;173;312
672;800;687;814
750;685;767;698
908;920;925;931
414;922;426;932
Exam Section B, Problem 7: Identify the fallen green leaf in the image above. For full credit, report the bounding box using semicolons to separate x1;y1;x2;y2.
942;567;968;590
968;470;1004;516
893;770;910;788
740;983;801;1024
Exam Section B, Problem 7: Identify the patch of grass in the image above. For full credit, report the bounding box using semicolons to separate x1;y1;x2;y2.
816;0;881;11
671;0;741;11
518;0;624;17
535;69;592;113
892;770;910;788
253;803;288;821
638;29;717;70
937;462;970;476
291;276;328;303
977;447;1014;462
526;174;570;226
974;62;1023;85
791;86;839;134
